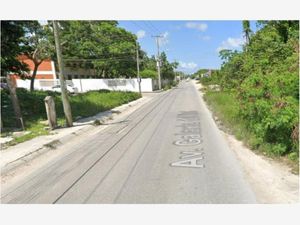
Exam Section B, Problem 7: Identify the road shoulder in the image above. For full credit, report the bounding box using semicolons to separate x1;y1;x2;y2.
193;80;299;203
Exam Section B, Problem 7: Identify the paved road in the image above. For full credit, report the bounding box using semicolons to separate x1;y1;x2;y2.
1;81;256;203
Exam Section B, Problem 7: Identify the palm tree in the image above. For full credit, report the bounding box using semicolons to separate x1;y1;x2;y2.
242;20;252;45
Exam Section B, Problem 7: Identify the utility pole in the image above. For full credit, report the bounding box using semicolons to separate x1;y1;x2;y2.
136;41;141;95
152;35;163;90
52;21;73;127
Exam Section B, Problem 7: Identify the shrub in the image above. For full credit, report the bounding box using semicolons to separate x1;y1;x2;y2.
216;21;299;158
140;69;157;79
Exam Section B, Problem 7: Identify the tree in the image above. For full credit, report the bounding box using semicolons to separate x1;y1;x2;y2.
257;20;299;43
21;21;54;91
217;20;299;157
1;21;28;129
139;52;178;81
242;20;252;45
141;55;157;71
1;22;28;77
160;52;178;80
57;21;137;78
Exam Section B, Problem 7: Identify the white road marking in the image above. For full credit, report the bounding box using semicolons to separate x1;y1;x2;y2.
170;156;205;168
180;150;204;159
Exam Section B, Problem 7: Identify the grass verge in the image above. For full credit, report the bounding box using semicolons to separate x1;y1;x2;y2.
1;88;141;147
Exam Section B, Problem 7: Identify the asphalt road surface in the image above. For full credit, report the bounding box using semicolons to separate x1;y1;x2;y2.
1;81;256;203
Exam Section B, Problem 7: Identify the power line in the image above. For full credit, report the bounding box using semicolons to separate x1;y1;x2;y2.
64;58;143;62
64;52;136;58
141;21;157;34
130;21;154;36
146;21;162;34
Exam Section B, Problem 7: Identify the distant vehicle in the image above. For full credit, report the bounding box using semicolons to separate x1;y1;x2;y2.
51;84;78;94
0;82;8;90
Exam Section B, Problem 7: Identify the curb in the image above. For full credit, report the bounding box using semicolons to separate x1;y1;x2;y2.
0;124;94;174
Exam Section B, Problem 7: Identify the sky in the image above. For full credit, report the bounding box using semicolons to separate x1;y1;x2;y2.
118;21;257;74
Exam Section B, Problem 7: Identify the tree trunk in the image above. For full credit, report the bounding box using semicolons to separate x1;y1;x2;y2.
6;74;24;130
30;62;40;92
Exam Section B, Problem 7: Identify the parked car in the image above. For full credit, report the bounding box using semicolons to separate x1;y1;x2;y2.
51;84;78;94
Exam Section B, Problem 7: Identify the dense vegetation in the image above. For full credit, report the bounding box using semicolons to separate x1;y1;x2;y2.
201;21;299;159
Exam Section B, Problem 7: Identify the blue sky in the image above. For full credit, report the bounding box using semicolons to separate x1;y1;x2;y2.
118;21;257;74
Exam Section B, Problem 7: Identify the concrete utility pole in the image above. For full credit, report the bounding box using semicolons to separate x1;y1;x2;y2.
136;41;142;95
52;21;73;127
153;35;163;90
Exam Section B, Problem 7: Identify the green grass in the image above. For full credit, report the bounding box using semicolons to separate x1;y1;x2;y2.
204;90;253;141
6;122;50;146
1;88;141;146
203;89;299;173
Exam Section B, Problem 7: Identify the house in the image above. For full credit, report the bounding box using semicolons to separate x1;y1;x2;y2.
15;55;57;80
10;55;156;92
12;55;96;89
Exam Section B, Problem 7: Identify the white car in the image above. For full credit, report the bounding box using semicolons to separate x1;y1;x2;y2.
52;84;78;94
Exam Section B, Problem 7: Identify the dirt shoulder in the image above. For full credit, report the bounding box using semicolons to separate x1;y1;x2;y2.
194;80;299;203
222;130;299;203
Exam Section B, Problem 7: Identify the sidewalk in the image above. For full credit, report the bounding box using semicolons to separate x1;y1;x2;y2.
0;93;156;173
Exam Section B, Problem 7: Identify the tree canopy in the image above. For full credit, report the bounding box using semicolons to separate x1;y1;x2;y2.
56;21;138;78
139;52;178;80
215;21;299;156
1;21;29;77
21;21;55;91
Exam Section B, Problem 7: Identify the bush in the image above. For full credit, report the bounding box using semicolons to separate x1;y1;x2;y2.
216;21;299;158
140;69;157;79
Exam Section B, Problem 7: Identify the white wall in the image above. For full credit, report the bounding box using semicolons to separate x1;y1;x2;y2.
16;79;59;91
16;78;154;92
72;78;153;92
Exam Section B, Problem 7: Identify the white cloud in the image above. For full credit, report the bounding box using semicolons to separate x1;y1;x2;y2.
185;22;208;32
179;61;198;69
217;35;245;52
136;30;146;39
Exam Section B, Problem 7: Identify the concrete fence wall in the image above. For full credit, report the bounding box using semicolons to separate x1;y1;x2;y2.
152;79;173;90
16;78;154;92
72;78;153;92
